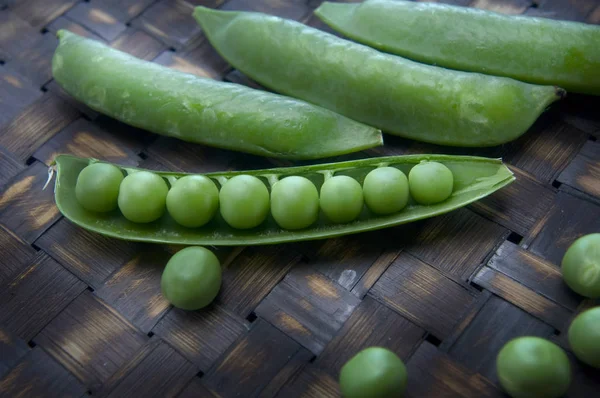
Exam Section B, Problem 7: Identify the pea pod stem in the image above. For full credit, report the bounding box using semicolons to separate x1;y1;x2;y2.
52;154;515;246
315;0;600;95
51;30;383;160
193;6;564;148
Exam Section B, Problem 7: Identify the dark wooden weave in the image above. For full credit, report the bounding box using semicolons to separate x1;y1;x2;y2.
1;0;599;397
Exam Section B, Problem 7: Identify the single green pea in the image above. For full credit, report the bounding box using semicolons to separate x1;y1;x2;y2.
118;171;168;223
408;161;454;205
339;346;408;398
160;246;221;310
561;233;600;298
166;175;219;228
75;162;124;212
219;175;270;229
319;175;364;224
568;306;600;368
496;336;571;398
362;167;409;215
271;176;319;230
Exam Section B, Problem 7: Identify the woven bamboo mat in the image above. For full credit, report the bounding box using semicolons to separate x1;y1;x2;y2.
0;0;599;397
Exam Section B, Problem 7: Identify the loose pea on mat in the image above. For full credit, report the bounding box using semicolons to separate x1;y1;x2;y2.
568;307;600;369
161;246;222;311
51;154;515;246
51;30;383;160
561;233;600;298
75;162;123;213
193;7;564;147
496;336;571;398
270;176;320;230
118;171;169;223
315;0;600;96
339;347;408;398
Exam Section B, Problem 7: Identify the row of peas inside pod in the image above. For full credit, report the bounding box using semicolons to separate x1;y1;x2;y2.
73;160;455;230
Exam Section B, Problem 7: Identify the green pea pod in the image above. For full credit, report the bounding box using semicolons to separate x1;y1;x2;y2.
50;154;514;246
315;0;600;96
50;30;383;160
193;6;564;148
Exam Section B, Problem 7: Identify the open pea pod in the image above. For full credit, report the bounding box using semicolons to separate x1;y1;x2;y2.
51;154;514;246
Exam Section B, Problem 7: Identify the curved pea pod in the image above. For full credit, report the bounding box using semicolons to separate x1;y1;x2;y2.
314;0;600;96
50;30;383;160
193;6;564;148
50;154;515;246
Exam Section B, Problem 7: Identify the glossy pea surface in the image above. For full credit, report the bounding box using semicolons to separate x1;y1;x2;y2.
194;6;563;147
166;175;219;228
319;175;364;223
51;30;382;160
561;233;600;298
219;175;270;229
271;176;319;230
363;167;409;215
315;0;600;95
118;171;168;223
568;307;600;369
160;246;221;310
339;346;407;398
408;161;454;205
496;336;571;398
75;163;123;212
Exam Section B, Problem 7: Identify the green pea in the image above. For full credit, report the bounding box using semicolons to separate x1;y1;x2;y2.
568;307;600;369
75;163;123;212
118;171;168;223
339;346;407;398
408;161;454;205
319;175;364;224
561;233;600;298
496;336;571;398
363;167;409;215
219;175;269;229
166;175;219;228
314;0;600;95
161;246;221;310
271;176;319;230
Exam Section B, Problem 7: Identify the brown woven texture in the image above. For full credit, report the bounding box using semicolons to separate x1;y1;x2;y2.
0;0;599;396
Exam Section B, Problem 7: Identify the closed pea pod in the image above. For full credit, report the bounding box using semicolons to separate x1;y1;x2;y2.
315;0;600;95
51;154;515;246
51;30;383;160
193;7;564;147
